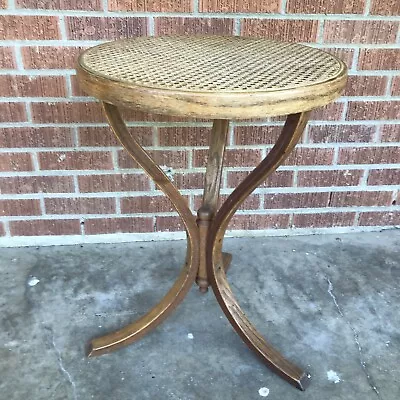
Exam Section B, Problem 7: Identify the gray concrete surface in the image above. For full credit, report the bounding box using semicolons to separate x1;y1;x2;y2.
0;231;399;400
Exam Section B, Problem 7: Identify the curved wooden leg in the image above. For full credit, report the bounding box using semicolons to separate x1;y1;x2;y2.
196;120;229;293
206;113;311;390
88;103;200;357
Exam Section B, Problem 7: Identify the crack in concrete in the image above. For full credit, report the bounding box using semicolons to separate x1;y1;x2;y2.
327;277;382;399
48;329;78;400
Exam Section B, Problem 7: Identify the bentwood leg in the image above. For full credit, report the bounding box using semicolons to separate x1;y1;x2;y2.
87;103;200;357
206;113;311;390
196;120;232;293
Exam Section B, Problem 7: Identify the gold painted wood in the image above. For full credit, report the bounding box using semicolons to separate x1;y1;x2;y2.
88;103;200;356
76;35;348;390
206;113;310;390
196;120;229;293
77;36;347;120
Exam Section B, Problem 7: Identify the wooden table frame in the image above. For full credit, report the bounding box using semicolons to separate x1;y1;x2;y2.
87;103;311;391
77;35;348;391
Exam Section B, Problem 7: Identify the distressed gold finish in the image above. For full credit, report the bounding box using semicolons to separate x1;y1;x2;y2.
77;36;347;390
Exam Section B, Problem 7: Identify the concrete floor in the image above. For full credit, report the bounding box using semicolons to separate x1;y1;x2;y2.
0;231;399;400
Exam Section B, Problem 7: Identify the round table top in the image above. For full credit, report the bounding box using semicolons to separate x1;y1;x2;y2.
77;36;347;119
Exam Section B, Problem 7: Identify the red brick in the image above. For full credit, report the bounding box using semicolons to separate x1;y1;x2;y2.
174;172;204;190
78;174;150;193
45;197;115;214
310;102;344;121
10;219;81;236
39;151;113;170
0;223;5;236
0;76;67;97
229;214;290;230
323;20;398;44
346;101;400;121
121;195;188;214
338;147;399;165
118;150;188;169
380;125;400;142
0;15;60;40
0;153;33;172
227;170;294;188
220;194;260;210
0;176;74;194
359;211;400;226
155;216;182;231
199;0;279;12
16;0;102;10
193;194;260;211
286;0;364;14
22;46;84;69
285;148;335;166
155;17;234;35
0;199;41;216
0;0;6;8
370;0;400;15
242;19;318;42
158;127;210;147
0;127;73;148
0;47;16;69
292;212;355;228
391;76;400;96
31;102;104;123
65;17;146;40
85;217;153;234
0;103;27;122
79;126;153;147
234;126;282;145
329;190;393;207
264;192;329;209
193;149;262;168
344;76;388;96
298;170;363;187
308;125;376;143
109;0;192;11
322;48;354;67
368;169;400;185
358;49;399;70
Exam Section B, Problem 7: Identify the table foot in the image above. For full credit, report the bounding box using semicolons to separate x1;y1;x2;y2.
213;266;310;390
207;113;310;390
87;259;196;357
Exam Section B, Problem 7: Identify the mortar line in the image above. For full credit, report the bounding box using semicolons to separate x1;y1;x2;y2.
193;0;199;14
2;220;11;237
234;18;241;36
2;163;400;179
317;19;325;44
364;0;372;16
385;76;393;96
1;8;400;20
280;0;288;14
148;16;155;36
58;15;68;40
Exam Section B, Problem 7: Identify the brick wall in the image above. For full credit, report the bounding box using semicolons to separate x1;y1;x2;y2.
0;1;399;244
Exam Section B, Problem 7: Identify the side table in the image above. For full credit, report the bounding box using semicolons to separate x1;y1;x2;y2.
77;36;347;390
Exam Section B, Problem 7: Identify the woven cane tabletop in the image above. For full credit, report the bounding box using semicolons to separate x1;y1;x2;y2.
77;36;347;119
